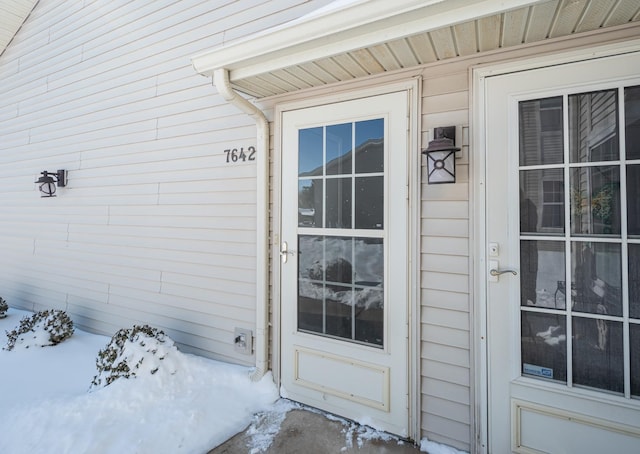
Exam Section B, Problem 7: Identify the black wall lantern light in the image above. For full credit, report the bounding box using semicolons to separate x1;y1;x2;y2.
422;126;460;184
35;170;66;197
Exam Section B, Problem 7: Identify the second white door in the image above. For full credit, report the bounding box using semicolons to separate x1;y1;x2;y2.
485;51;640;453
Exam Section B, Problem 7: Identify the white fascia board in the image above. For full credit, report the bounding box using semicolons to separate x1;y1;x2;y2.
191;0;545;81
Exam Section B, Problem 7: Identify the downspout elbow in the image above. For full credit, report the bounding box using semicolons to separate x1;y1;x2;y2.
213;69;268;132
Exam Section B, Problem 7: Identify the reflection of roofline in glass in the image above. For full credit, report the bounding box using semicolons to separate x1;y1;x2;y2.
299;138;383;177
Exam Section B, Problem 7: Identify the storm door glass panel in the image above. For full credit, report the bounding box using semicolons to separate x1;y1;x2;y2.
297;234;384;346
298;127;323;227
519;96;563;166
326;123;352;175
298;179;322;227
630;244;640;319
519;88;634;395
519;96;568;382
520;169;565;235
355;118;384;229
326;178;351;228
571;242;622;316
569;89;619;163
298;127;323;176
628;165;640;237
297;119;385;347
355;176;383;229
353;238;384;345
520;240;565;308
570;166;621;236
632;324;640;397
625;86;640;160
355;119;384;173
572;317;624;392
521;312;567;382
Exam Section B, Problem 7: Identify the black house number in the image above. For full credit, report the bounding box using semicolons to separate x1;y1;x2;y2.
224;146;256;163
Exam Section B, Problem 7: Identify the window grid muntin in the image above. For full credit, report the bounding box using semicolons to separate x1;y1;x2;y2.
518;84;640;398
297;119;386;347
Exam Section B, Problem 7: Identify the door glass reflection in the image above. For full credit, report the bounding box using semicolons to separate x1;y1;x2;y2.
353;238;384;286
298;179;322;227
325;285;352;339
355;119;384;173
571;242;622;317
326;178;352;229
298;127;323;176
520;240;565;309
573;317;623;393
521;312;567;383
355;287;383;345
297;118;385;348
570;166;620;236
297;235;383;347
626;86;640;160
519;96;563;166
520;169;565;235
326;123;352;175
355;176;383;229
627;165;640;237
631;324;640;397
628;244;640;319
518;87;639;398
569;89;619;163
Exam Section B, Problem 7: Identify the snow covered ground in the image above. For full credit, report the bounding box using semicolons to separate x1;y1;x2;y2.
0;307;465;454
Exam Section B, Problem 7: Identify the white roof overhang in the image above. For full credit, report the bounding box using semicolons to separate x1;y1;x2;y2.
0;0;37;56
192;0;640;97
193;0;541;79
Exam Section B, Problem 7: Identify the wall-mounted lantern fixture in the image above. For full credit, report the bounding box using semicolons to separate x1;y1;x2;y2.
422;126;460;184
35;170;66;197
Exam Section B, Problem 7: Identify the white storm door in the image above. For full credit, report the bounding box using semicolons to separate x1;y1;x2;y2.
280;91;409;437
486;52;640;453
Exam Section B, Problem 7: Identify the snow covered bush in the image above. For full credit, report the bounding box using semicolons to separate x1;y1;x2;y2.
4;309;74;351
0;297;8;318
90;324;178;390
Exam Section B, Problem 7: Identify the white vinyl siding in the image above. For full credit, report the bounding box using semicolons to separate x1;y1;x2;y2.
0;0;326;364
421;68;472;451
4;0;638;451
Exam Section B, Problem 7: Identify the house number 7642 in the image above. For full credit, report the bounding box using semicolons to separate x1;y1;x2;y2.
224;146;256;163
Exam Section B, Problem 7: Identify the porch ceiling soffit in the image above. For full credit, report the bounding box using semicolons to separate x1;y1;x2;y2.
0;0;37;57
191;0;640;98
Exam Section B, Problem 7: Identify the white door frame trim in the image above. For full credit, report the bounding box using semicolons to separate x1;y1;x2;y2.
471;37;640;454
272;78;421;441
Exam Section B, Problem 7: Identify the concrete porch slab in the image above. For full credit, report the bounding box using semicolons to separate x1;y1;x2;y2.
208;404;422;454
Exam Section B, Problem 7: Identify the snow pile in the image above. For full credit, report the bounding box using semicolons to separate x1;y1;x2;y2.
90;325;179;389
4;309;74;351
0;297;8;318
0;308;278;454
0;307;467;454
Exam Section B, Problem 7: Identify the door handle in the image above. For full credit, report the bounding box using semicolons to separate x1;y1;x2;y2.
488;259;517;282
280;241;297;264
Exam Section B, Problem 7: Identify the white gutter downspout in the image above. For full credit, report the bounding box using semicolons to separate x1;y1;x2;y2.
212;68;269;381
